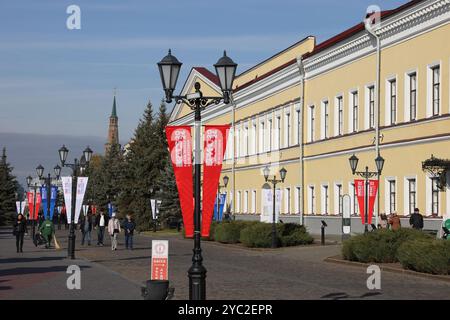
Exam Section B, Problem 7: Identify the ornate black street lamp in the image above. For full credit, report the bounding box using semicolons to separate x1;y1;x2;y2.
157;49;237;300
348;154;384;233
36;164;61;225
58;145;93;259
263;166;287;248
216;176;229;222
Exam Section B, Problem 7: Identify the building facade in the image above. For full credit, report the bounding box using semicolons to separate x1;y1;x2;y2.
169;0;450;234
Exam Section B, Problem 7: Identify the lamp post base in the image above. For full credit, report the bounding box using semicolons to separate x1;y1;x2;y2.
188;263;207;300
68;232;76;259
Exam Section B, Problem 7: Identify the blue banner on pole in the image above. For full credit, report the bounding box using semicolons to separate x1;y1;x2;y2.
41;186;48;219
108;202;115;217
213;193;226;221
49;186;57;220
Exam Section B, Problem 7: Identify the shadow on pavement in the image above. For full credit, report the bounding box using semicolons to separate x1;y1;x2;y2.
0;265;91;277
0;257;66;264
321;291;382;300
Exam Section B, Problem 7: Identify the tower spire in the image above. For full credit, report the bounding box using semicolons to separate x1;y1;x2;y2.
111;88;117;118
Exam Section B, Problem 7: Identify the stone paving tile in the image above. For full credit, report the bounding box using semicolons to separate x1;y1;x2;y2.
71;229;450;300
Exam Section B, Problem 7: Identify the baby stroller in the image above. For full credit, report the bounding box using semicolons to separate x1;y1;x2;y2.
33;232;47;247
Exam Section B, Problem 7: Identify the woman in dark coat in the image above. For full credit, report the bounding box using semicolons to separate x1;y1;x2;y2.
13;214;28;253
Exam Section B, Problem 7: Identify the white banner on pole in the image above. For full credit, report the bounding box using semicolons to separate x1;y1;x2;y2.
157;200;162;215
151;199;156;220
74;177;88;223
260;188;282;223
61;177;72;223
82;204;89;216
16;201;26;214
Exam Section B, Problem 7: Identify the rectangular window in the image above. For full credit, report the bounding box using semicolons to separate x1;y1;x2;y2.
310;186;315;214
251;190;256;214
352;92;358;132
323;185;329;215
295;186;301;214
236;191;241;213
337;96;343;135
369;86;375;128
236;128;240;158
260;122;265;153
432;177;439;215
244;190;248;213
337;184;343;215
409;73;417;121
323;101;329;139
389;180;396;214
277;117;281;149
296;110;300;144
408;179;416;215
352;183;358;215
244;126;249;157
390;80;397;124
285;187;291;214
285;113;290;147
432;66;440;116
268;119;272;151
310;106;315;142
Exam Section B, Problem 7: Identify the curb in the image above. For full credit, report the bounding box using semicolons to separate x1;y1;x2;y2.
324;255;450;283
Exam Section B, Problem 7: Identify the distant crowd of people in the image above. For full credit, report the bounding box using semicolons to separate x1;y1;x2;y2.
377;208;424;231
12;209;136;253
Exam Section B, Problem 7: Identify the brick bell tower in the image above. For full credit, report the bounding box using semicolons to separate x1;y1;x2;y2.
105;93;120;154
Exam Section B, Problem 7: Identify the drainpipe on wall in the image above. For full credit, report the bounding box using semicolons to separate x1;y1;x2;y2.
296;56;305;226
230;94;236;219
366;15;382;227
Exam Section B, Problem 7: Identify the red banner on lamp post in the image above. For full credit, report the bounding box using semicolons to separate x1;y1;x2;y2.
165;126;194;238
354;179;366;224
27;191;41;220
201;125;230;237
367;180;378;225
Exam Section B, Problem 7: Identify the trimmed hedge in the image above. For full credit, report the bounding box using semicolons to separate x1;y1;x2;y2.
240;222;314;248
342;228;432;263
397;239;450;275
214;221;258;244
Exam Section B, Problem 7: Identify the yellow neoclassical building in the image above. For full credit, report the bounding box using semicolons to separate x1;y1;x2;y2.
169;0;450;234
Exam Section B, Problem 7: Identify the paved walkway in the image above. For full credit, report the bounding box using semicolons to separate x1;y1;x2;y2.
0;227;142;300
1;227;449;300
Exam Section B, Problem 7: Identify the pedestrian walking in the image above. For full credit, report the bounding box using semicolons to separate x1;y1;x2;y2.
379;213;388;229
38;217;55;249
13;214;28;253
123;214;136;250
388;212;401;231
108;213;121;251
409;208;424;230
95;210;108;246
80;211;93;246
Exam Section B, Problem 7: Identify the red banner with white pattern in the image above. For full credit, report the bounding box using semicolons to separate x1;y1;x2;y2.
354;179;366;224
367;180;378;225
201;125;230;237
27;191;41;220
165;126;194;238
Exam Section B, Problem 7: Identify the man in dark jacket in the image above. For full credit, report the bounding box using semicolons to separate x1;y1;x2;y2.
80;212;93;246
95;210;108;246
409;208;424;230
123;214;136;250
13;214;28;253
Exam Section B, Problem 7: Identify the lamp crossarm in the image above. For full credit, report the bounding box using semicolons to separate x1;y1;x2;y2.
173;95;223;110
355;171;378;179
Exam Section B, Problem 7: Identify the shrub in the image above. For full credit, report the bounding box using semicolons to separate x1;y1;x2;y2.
240;222;282;247
397;239;450;275
342;228;432;263
280;228;314;246
213;220;257;244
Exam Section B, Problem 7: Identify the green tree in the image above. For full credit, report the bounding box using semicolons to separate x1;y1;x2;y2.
0;148;18;225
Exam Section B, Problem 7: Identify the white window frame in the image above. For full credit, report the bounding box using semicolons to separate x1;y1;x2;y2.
404;176;418;216
243;190;249;214
334;182;343;215
404;69;418;122
294;104;301;145
284;108;291;148
308;185;315;215
384;177;397;215
349;182;358;216
268;117;273;152
259;119;265;154
365;84;375;129
348;90;359;133
426;62;441;117
308;105;315;142
334;95;343;136
251;190;256;214
321;184;329;215
251;119;257;155
321;99;329;140
284;187;291;214
236;191;241;214
294;186;301;214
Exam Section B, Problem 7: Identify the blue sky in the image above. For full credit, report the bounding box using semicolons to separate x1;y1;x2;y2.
1;0;406;146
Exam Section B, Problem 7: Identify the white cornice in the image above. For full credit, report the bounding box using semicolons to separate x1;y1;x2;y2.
304;0;450;78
